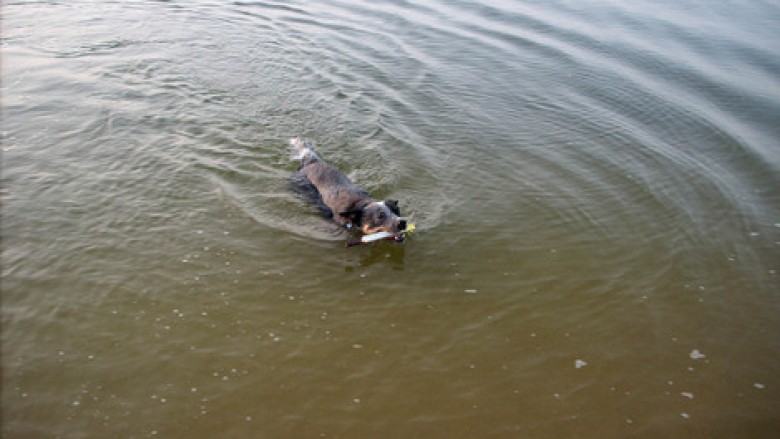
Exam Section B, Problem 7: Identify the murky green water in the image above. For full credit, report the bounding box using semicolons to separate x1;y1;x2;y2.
3;0;779;437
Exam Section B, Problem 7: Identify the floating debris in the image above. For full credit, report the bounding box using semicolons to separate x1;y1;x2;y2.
575;359;588;369
689;349;706;360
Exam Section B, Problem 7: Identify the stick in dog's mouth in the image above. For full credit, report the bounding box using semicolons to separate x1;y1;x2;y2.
345;221;415;247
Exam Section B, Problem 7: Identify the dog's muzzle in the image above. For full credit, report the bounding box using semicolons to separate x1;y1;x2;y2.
394;220;408;242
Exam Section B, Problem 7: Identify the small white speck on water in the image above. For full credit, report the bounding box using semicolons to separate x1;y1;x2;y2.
575;359;588;369
754;383;766;390
352;344;364;349
352;398;361;404
191;387;197;392
681;412;690;419
681;392;694;399
246;416;252;422
689;349;706;360
72;401;80;406
464;289;478;294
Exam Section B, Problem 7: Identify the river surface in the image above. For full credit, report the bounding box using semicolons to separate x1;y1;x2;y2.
3;0;780;437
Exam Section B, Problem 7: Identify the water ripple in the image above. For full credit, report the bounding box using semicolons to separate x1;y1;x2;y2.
4;1;780;437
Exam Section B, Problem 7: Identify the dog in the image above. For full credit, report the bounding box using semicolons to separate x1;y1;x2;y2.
290;138;408;244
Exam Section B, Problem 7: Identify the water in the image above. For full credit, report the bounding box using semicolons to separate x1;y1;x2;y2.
2;0;779;437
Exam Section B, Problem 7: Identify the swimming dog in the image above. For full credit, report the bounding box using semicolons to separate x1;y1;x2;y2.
290;138;407;243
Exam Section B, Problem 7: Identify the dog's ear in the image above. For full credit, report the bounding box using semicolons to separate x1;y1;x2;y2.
339;208;363;224
385;199;400;216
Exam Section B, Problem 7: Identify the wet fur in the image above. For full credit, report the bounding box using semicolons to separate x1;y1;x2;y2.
290;138;406;240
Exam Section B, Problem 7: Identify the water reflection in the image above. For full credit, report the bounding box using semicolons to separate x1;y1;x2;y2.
351;241;407;271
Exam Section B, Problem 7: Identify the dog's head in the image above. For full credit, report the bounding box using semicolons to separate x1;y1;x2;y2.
340;199;408;242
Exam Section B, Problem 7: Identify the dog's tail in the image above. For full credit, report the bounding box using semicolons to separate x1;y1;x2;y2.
290;137;319;165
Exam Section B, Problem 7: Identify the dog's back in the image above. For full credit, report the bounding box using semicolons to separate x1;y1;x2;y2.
290;138;369;227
